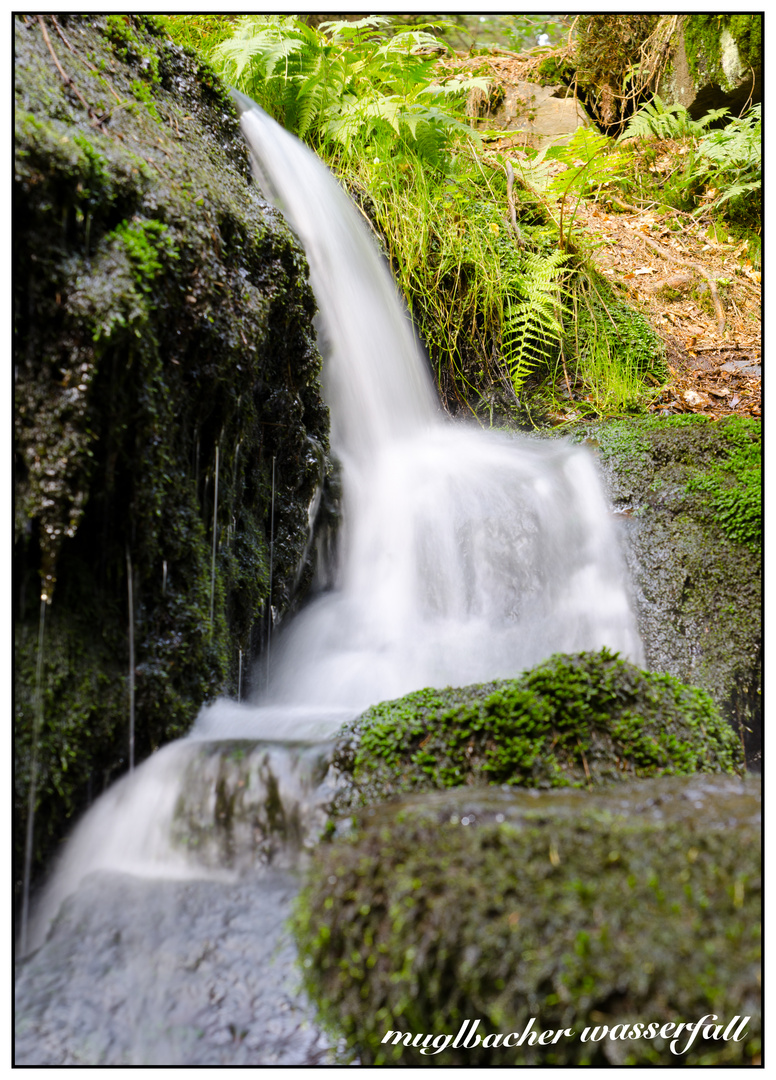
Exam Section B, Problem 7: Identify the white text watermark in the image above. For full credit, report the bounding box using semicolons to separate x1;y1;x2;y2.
381;1015;751;1056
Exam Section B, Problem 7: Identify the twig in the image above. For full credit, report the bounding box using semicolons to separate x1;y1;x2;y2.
51;15;123;103
577;740;592;786
638;233;726;336
692;344;743;353
559;342;574;399
37;15;96;118
605;194;647;215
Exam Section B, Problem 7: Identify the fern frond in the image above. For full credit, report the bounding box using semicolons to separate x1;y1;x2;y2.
500;251;569;394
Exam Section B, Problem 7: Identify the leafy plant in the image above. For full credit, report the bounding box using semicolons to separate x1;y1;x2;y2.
565;284;666;413
617;99;760;224
618;94;728;142
691;104;761;215
501;250;569;392
159;14;237;58
213;15;488;162
356;149;569;401
163;13;670;417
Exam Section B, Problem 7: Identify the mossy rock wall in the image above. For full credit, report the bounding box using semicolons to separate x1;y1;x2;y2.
658;14;762;118
572;14;760;130
294;775;761;1065
14;16;331;894
573;416;761;767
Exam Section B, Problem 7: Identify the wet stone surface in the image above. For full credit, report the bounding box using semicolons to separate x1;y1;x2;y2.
14;869;333;1066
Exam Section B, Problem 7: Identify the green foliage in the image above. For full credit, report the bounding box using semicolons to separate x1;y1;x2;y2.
686;416;761;548
501;251;568;392
294;776;760;1065
618;101;760;227
349;149;569;401
161;13;667;415
618;95;727;142
565;284;666;413
692;105;761;217
212;15;488;162
332;649;742;815
529;128;629;201
159;14;238;59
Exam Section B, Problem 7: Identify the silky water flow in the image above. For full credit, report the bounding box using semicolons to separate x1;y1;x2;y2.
15;98;643;1065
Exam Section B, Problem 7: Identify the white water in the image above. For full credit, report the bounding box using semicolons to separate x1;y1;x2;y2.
25;100;643;952
198;97;643;724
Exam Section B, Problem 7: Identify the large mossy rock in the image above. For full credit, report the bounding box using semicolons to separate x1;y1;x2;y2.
293;775;761;1065
657;15;762;119
573;14;760;130
14;16;330;892
574;416;761;767
331;649;743;816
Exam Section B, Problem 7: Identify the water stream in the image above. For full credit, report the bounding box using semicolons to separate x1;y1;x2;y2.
16;99;644;1064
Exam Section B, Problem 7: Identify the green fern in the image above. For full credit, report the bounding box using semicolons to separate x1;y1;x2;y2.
516;129;626;204
692;104;761;213
502;251;568;393
618;94;728;142
211;14;487;160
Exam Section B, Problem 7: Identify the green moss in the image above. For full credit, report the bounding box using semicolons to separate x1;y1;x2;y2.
333;649;742;815
294;776;761;1065
104;14;160;83
129;79;161;121
112;217;177;291
683;15;762;90
536;56;574;86
685;416;760;548
588;414;761;550
570;416;761;767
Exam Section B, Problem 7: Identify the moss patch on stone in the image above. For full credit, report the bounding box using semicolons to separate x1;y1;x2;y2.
294;776;761;1065
332;649;742;816
572;415;761;766
683;15;762;91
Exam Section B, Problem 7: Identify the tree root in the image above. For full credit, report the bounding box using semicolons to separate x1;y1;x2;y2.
638;233;726;336
505;162;525;248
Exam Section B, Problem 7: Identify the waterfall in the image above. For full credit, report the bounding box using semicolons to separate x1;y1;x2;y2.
21;99;642;957
193;97;643;730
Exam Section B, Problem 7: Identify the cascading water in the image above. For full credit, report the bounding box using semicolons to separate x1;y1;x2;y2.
16;98;643;1064
196;95;642;727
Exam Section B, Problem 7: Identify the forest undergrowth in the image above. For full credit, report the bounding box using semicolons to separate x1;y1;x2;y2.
162;13;761;426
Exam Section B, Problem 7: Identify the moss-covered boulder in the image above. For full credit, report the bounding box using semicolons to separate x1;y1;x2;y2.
294;775;761;1065
573;14;761;130
658;14;762;119
14;16;331;893
331;649;743;815
574;416;761;767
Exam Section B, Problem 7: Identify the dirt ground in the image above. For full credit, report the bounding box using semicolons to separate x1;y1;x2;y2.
440;50;762;420
574;200;759;419
572;198;761;419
